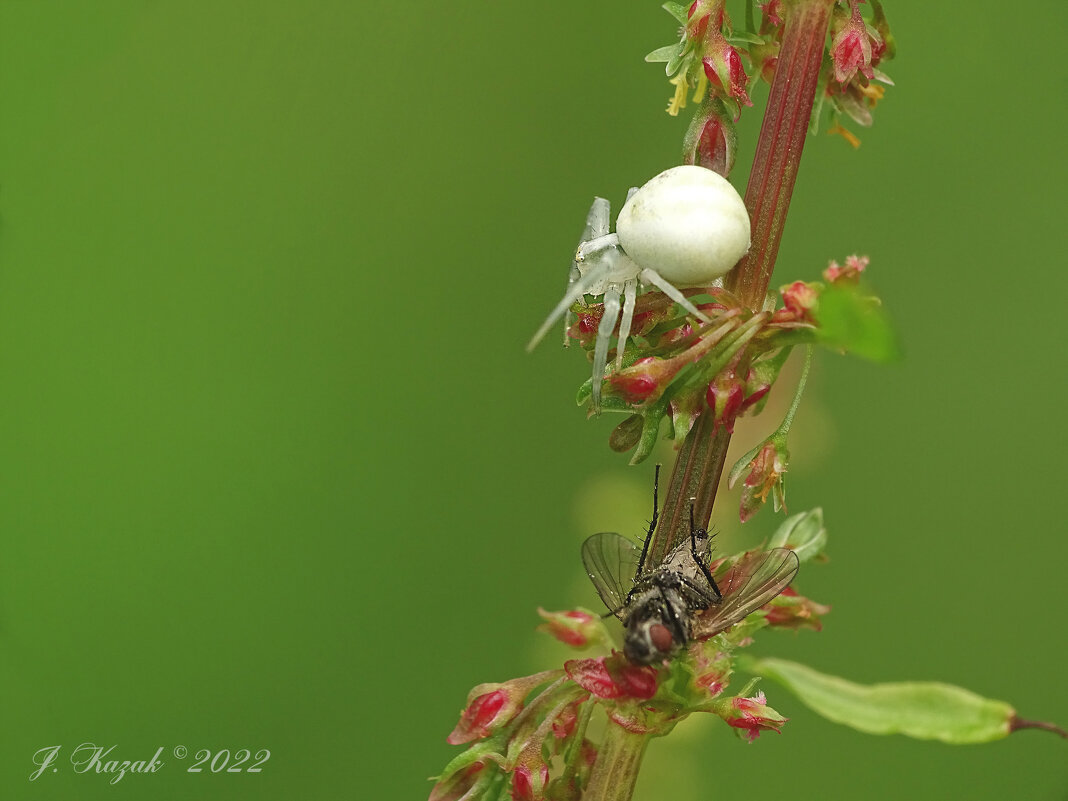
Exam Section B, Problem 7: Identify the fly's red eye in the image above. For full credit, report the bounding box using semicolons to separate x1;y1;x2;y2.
649;623;674;653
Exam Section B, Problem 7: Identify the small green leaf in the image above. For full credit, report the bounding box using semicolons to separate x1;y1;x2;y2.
726;32;765;46
609;414;643;453
576;378;592;406
666;48;690;77
644;44;682;64
745;658;1016;744
726;440;763;488
629;409;665;465
662;2;689;24
767;508;827;562
812;283;898;362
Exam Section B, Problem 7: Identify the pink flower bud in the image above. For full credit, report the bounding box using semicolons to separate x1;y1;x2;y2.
447;673;560;744
702;43;752;107
686;0;724;40
720;691;788;742
781;280;819;319
734;440;788;522
536;608;602;648
430;760;491;801
609;357;673;403
823;254;869;282
447;689;512;745
564;654;659;700
511;762;549;801
760;0;783;27
568;308;603;347
683;101;737;177
692;643;733;698
550;694;590;740
830;0;880;85
705;372;746;434
763;587;832;631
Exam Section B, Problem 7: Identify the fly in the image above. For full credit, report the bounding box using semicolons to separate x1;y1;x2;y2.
581;466;799;665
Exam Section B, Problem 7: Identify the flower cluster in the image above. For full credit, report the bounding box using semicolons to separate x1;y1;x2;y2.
647;0;774;171
568;257;888;522
431;518;832;800
647;1;895;159
822;0;895;146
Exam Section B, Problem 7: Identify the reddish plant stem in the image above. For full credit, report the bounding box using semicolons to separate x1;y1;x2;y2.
650;0;834;564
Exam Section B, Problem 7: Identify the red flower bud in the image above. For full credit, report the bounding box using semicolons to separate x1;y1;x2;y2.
609;357;674;404
447;690;511;745
733;440;788;522
763;587;832;631
720;691;788;742
550;694;590;740
823;254;869;283
567;307;603;347
537;608;604;648
705;372;746;434
702;42;752;107
430;760;492;801
781;280;819;319
760;0;783;27
830;0;880;85
683;100;737;177
511;762;549;801
692;643;733;698
564;654;659;700
447;672;560;744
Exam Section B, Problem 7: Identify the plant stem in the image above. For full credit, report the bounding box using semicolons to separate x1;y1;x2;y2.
582;722;650;801
651;0;834;563
775;345;812;437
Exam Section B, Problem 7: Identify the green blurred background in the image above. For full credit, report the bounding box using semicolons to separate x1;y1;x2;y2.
0;1;1064;799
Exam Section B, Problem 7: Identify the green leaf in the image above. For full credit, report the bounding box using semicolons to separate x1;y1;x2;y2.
629;406;666;465
745;658;1016;744
726;32;765;46
662;2;689;24
726;440;764;488
767;508;827;562
812;283;899;362
609;414;643;453
644;44;682;64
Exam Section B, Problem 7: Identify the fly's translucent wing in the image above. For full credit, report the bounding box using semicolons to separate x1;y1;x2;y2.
691;548;799;639
581;532;642;618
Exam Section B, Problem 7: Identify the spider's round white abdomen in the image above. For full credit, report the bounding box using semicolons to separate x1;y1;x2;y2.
616;165;751;287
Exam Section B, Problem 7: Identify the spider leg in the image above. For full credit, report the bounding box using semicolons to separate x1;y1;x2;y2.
591;282;622;412
565;197;612;344
614;278;637;371
563;260;581;346
584;196;612;240
576;233;620;263
526;261;611;352
638;268;712;324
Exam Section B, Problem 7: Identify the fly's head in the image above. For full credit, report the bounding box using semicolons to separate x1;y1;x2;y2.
621;592;689;665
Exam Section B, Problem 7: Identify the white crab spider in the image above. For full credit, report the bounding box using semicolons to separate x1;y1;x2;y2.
527;165;751;410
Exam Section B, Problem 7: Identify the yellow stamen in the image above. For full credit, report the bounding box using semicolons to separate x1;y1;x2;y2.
667;73;690;117
859;83;885;105
692;70;709;104
828;122;861;149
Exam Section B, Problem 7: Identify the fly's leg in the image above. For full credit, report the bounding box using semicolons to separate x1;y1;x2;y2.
635;464;661;579
676;575;720;609
689;503;722;603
